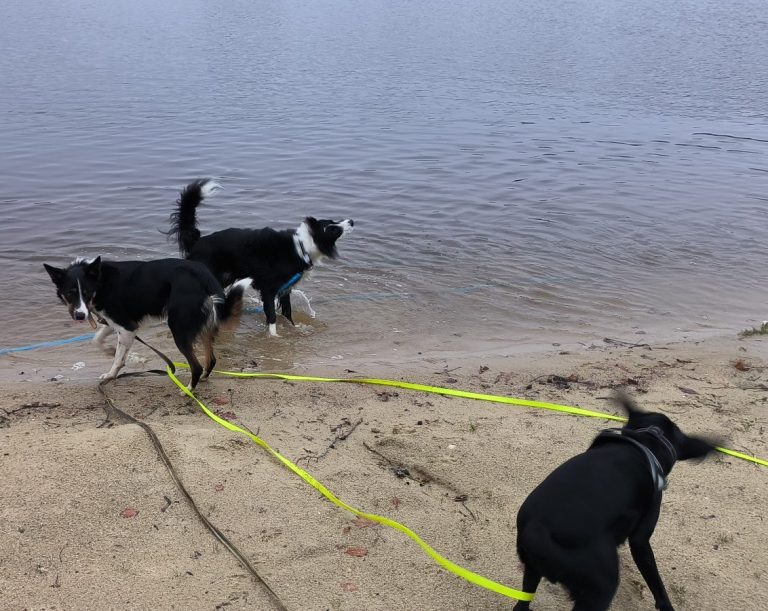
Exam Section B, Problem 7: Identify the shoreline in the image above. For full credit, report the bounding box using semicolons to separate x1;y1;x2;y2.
1;332;766;609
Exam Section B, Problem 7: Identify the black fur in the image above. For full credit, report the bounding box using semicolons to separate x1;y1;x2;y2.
513;393;719;611
44;257;248;389
167;179;207;255
167;179;353;333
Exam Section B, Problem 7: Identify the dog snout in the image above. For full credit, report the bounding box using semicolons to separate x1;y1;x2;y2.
74;311;86;321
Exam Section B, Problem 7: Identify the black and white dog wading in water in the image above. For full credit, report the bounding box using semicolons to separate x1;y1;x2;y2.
167;179;354;337
513;392;719;611
44;257;250;389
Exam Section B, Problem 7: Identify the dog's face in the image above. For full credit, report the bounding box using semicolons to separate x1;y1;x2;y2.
619;393;717;461
44;257;101;328
304;217;354;259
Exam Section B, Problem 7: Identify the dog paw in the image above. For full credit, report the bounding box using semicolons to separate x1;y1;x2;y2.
99;372;116;381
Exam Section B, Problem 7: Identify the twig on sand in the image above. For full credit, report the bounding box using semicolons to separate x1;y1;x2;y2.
362;442;465;495
454;494;477;522
5;402;62;416
298;418;363;465
603;337;650;349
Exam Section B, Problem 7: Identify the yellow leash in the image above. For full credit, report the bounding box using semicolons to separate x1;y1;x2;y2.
167;366;535;602
164;362;767;603
174;363;768;468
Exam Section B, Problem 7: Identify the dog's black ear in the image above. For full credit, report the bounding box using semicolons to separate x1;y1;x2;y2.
326;225;343;239
84;257;102;280
615;390;642;418
676;433;719;461
44;264;66;286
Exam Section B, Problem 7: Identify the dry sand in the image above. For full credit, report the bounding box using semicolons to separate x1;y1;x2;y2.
1;333;766;610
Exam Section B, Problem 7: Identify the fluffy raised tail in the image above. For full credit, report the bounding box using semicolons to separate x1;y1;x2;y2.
215;277;252;327
167;179;220;255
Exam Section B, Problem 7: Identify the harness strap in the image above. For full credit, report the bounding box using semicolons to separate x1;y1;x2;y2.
597;428;669;493
293;233;313;268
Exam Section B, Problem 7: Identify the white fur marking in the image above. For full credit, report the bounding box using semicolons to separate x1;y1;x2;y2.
268;323;278;337
227;277;253;294
201;180;222;198
75;280;90;318
203;296;218;330
338;219;354;235
296;222;320;261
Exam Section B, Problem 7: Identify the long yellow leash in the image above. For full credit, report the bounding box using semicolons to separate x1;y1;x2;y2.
165;363;767;603
166;366;535;602
174;363;768;468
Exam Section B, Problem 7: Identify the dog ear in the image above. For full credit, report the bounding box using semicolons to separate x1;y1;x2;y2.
614;390;642;418
44;264;66;286
676;433;719;461
85;256;102;280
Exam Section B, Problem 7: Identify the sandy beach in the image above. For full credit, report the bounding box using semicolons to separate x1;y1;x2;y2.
1;332;766;610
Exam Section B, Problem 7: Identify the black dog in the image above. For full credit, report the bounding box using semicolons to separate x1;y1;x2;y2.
167;179;353;337
514;393;718;611
44;257;250;389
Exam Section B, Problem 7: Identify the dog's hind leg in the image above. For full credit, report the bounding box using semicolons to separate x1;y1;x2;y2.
176;341;203;390
201;332;216;380
168;319;203;390
513;566;542;611
568;541;619;611
261;289;279;336
278;293;295;325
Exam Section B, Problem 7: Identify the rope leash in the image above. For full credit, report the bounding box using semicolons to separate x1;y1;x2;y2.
98;355;288;610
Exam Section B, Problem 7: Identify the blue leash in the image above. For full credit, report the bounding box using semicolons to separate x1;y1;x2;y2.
1;274;304;356
1;280;495;356
0;334;97;356
277;273;303;298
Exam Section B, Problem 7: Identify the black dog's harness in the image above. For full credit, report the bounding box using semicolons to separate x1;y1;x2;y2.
596;426;677;493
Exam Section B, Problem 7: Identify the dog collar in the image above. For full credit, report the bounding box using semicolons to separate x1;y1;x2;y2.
597;428;669;493
293;233;313;268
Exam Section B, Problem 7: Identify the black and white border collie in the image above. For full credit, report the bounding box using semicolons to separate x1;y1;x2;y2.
44;257;250;389
167;179;354;337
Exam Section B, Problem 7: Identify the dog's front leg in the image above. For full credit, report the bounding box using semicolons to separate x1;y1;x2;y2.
100;329;136;380
93;324;115;354
629;535;673;611
261;290;279;336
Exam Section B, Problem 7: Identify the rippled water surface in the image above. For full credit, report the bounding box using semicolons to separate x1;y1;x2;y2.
2;0;767;369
